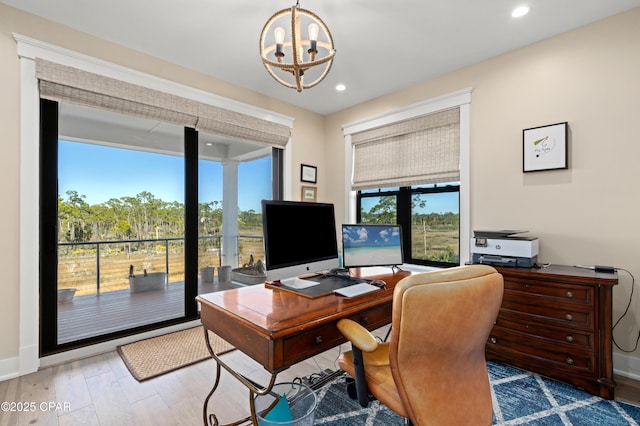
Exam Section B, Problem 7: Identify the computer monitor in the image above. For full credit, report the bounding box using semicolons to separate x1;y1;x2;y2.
342;224;404;268
261;200;339;281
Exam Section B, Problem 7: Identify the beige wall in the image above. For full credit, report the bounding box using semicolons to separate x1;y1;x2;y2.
2;2;640;376
326;8;640;367
0;5;23;368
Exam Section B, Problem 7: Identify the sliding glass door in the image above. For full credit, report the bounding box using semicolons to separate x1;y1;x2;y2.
52;102;187;346
40;100;281;355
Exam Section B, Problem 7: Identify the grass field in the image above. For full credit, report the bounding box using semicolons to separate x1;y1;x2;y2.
57;236;265;296
410;225;459;263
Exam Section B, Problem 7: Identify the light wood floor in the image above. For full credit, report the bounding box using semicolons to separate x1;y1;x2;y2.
2;325;640;426
0;328;370;426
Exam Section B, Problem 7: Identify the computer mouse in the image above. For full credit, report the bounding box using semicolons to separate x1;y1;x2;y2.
370;280;386;288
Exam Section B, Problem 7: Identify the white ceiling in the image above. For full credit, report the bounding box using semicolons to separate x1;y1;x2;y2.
4;0;640;115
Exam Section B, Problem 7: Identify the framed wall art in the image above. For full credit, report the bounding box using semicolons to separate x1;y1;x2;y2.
301;186;317;202
301;164;317;183
523;122;568;172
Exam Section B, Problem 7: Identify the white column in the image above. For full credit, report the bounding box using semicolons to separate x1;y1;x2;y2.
221;160;239;268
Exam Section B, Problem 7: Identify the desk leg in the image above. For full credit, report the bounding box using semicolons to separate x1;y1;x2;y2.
202;328;279;426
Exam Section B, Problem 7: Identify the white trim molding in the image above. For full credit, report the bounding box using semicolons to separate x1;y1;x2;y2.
613;352;640;382
342;88;472;264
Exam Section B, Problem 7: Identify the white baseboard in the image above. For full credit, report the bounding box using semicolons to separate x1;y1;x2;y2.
613;352;640;381
0;355;20;382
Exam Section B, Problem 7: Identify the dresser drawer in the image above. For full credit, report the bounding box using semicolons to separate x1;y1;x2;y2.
494;317;594;350
500;297;594;330
504;278;594;306
487;329;595;375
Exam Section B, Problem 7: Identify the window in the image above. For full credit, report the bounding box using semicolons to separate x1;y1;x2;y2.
344;88;471;266
357;183;460;267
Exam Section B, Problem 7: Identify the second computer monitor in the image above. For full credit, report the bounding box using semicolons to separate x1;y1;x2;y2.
342;224;404;268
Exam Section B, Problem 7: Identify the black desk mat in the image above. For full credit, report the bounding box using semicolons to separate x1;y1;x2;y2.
265;274;368;299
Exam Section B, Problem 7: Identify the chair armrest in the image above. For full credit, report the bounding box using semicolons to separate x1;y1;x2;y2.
337;319;379;353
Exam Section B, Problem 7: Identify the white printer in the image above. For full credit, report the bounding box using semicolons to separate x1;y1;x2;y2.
470;230;538;268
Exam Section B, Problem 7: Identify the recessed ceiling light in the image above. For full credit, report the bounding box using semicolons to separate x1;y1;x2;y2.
335;84;346;92
512;6;530;18
206;143;212;146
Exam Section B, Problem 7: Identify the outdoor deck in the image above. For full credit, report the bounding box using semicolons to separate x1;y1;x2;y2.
57;280;244;344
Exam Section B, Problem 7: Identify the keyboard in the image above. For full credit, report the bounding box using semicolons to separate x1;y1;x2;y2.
333;283;381;298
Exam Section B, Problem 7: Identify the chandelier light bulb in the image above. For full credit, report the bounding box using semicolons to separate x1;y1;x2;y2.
308;23;319;51
274;27;286;61
274;27;285;44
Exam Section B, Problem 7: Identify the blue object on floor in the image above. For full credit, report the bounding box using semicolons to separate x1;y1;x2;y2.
264;394;293;422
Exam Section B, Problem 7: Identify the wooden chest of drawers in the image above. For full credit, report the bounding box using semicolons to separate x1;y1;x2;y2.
485;265;618;399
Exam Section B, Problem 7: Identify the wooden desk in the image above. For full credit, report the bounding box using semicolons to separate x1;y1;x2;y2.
196;267;410;425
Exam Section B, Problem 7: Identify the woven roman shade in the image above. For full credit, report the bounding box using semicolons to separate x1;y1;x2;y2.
196;104;290;147
351;107;460;190
35;58;290;147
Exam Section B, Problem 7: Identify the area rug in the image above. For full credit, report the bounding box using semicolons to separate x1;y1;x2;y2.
117;326;234;381
314;361;640;425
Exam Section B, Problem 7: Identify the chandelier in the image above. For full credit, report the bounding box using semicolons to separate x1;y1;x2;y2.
260;1;336;92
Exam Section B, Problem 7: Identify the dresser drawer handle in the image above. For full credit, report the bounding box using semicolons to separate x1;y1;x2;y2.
566;357;574;365
566;291;574;298
566;335;574;343
360;316;369;325
565;313;573;321
314;335;323;344
490;337;497;344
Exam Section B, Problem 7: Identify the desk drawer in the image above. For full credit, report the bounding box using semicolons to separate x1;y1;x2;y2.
347;304;392;330
283;304;393;364
283;322;345;362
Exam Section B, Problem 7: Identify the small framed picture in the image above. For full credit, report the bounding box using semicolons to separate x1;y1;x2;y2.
301;164;317;183
301;186;317;202
523;122;568;172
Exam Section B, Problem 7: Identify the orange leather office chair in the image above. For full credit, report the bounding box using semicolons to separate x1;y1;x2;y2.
337;265;504;426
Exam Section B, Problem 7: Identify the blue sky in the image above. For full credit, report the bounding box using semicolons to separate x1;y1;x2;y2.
360;191;459;215
58;140;271;212
343;225;402;248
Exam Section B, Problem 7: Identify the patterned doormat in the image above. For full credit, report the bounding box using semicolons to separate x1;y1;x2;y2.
117;326;234;381
313;361;640;425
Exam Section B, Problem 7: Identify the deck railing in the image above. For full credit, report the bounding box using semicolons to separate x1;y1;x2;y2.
57;235;264;296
